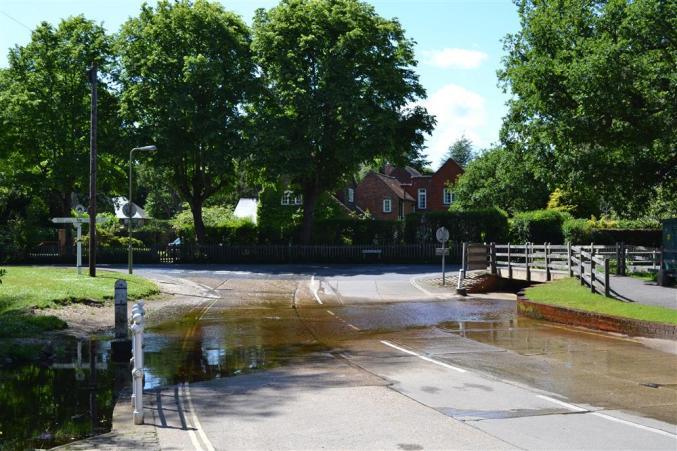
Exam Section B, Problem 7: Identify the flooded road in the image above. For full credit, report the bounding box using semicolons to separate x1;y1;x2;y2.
1;266;675;449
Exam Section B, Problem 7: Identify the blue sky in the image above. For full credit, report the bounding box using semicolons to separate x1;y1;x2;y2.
0;0;520;168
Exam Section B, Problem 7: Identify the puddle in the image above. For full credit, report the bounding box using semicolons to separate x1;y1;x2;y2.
0;304;324;449
0;337;118;450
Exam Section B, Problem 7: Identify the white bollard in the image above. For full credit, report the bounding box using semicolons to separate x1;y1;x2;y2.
129;301;146;425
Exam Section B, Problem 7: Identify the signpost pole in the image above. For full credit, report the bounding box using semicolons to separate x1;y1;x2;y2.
88;63;97;278
442;239;446;286
76;224;82;275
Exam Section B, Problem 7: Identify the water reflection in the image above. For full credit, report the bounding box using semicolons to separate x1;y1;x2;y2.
0;337;117;450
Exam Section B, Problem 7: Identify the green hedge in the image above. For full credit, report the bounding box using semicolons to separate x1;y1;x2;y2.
314;219;404;245
404;209;508;243
563;218;662;246
509;210;569;243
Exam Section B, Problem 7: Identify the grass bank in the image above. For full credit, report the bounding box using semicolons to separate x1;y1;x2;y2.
525;278;677;325
0;266;159;337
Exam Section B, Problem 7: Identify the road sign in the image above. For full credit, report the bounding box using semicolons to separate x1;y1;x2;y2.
436;227;450;243
51;217;109;274
435;248;450;256
51;217;108;224
122;202;137;219
74;204;87;214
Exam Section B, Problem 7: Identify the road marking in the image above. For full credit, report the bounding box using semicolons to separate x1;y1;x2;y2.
590;412;677;438
183;383;216;451
538;395;676;438
347;323;361;331
409;276;434;297
310;274;323;304
537;395;587;412
326;310;335;316
198;297;220;321
380;340;466;373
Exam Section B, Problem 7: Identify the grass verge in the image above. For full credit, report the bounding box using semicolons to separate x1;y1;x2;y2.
525;278;677;325
628;271;657;282
0;266;159;337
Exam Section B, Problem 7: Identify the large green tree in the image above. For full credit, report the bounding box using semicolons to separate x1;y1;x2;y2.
0;16;119;219
251;0;434;243
453;146;549;214
445;136;474;168
117;0;257;242
499;0;676;217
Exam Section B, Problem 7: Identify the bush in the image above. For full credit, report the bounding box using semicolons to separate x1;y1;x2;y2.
562;218;593;243
404;209;508;243
509;210;569;244
314;219;404;245
170;205;258;244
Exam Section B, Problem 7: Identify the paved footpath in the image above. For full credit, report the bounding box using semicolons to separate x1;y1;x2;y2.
609;275;677;309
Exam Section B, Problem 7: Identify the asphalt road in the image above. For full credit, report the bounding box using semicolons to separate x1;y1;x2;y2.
129;264;677;450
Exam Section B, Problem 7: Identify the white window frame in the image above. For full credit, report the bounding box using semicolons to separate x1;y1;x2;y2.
281;190;293;205
281;191;303;206
443;188;454;205
347;188;354;203
417;188;427;210
383;198;392;213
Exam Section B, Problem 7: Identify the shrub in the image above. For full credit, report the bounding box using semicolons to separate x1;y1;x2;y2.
509;210;569;244
404;209;508;243
562;218;593;243
171;205;258;244
314;219;404;245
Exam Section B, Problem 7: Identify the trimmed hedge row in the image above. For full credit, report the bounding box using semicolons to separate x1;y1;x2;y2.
404;209;509;243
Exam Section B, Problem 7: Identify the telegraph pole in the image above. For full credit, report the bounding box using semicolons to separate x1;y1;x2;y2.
88;63;98;277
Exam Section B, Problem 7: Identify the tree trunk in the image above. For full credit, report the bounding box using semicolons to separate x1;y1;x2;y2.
190;199;206;244
300;184;320;245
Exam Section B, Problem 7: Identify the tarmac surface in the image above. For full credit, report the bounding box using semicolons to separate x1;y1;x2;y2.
608;274;677;308
89;264;676;450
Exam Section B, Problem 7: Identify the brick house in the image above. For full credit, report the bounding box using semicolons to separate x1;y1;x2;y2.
337;159;464;221
403;159;464;213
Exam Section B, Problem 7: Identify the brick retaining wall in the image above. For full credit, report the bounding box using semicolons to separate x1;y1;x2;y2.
517;294;677;339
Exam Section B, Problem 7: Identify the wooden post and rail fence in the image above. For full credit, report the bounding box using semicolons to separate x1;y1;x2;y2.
465;242;662;298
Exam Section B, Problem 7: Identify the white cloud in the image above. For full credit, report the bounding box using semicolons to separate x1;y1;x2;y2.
422;48;488;69
417;84;487;167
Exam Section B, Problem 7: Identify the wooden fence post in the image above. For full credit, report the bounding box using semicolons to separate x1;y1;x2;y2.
507;243;513;279
620;242;626;275
579;248;584;286
567;242;573;277
544;242;551;281
525;242;530;282
490;242;497;274
615;242;621;275
590;255;597;294
604;258;610;297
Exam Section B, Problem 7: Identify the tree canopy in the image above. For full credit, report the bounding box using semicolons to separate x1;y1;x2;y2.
116;0;257;242
445;136;474;168
0;16;119;218
499;0;676;217
452;146;549;214
251;0;434;243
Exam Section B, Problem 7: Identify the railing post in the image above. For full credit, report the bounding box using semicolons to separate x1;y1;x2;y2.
567;242;573;277
525;242;530;282
544;242;551;281
604;258;610;297
130;301;145;425
590;254;597;294
579;247;584;286
615;242;621;275
490;242;497;275
507;243;512;279
620;242;626;276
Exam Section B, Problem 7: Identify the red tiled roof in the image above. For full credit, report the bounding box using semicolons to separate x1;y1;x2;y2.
374;172;415;202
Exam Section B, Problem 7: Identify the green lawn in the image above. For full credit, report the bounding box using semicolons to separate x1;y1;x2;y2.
525;278;677;325
0;267;159;337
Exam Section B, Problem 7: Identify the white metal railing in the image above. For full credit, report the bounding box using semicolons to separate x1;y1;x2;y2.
130;300;145;425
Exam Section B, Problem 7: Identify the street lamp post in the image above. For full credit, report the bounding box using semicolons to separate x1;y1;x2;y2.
128;145;157;274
